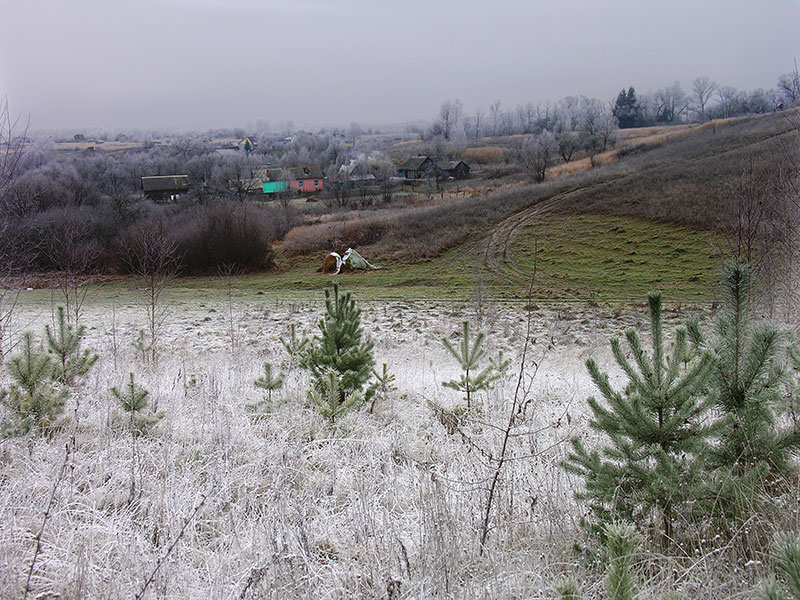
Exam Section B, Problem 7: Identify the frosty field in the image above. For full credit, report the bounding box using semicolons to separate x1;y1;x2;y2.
0;292;743;599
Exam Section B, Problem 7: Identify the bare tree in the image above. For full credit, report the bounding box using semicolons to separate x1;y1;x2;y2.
44;216;102;324
716;85;741;119
521;132;557;182
777;62;800;108
692;76;718;122
0;97;29;208
170;135;209;161
490;100;503;136
721;152;800;322
433;99;463;141
0;97;30;363
655;82;690;123
118;219;182;365
473;105;484;139
556;131;579;163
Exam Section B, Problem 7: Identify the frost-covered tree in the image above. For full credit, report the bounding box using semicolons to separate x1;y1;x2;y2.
111;372;163;435
442;321;508;409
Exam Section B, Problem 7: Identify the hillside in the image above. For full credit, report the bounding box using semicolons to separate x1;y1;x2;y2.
270;110;799;301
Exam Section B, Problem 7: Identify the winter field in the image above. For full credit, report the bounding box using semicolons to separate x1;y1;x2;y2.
3;287;772;600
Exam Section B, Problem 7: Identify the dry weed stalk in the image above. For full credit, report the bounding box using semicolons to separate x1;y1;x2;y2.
134;492;209;600
480;243;541;553
23;441;71;600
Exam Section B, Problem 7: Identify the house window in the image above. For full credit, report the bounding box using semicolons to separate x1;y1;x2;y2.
314;180;319;185
299;180;304;187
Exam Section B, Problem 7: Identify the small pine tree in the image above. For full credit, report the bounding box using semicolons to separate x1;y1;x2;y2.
603;522;640;600
133;329;152;363
690;263;800;475
46;306;98;385
752;532;800;600
0;332;69;436
111;373;163;435
280;323;309;371
688;263;800;533
369;363;396;413
253;362;285;404
554;579;581;600
442;321;507;409
301;283;375;415
563;293;715;542
308;367;364;422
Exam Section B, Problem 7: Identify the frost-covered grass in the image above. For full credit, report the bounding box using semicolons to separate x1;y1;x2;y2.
0;294;773;598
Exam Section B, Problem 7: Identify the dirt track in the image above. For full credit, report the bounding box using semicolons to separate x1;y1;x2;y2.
480;184;595;289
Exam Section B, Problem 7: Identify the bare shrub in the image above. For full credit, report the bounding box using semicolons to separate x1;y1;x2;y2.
282;214;390;257
177;201;291;274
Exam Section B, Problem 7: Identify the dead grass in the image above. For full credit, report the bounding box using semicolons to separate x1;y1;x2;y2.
3;295;766;599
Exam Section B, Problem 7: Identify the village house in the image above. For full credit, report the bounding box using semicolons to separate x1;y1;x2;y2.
398;156;437;179
260;166;324;194
438;160;471;180
398;156;471;180
238;137;256;152
141;175;190;202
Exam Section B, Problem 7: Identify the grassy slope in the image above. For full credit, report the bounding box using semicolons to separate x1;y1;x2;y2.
510;214;719;301
261;111;798;301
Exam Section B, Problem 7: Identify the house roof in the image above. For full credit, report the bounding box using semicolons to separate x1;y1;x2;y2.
262;165;324;181
439;160;469;171
399;156;434;171
141;175;189;192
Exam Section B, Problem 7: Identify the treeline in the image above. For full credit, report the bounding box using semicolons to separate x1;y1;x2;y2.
427;70;800;142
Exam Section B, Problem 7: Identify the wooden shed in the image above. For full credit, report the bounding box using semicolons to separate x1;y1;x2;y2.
141;175;190;202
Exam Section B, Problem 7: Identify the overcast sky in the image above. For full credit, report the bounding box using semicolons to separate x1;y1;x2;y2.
1;0;798;132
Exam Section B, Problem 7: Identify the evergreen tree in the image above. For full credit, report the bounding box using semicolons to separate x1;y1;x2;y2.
301;283;375;414
752;532;800;600
688;262;800;521
280;323;309;371
612;87;642;129
111;372;163;435
603;522;641;600
307;367;364;422
563;293;714;541
369;363;397;413
1;332;69;436
253;362;285;404
45;305;98;385
442;321;508;409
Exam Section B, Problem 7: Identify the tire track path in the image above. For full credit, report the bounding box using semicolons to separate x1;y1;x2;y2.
481;184;594;287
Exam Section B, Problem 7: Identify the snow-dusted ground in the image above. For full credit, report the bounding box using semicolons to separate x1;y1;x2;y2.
0;294;715;599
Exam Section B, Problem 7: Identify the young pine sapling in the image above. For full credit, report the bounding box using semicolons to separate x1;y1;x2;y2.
442;321;508;409
563;292;715;543
251;362;285;410
308;368;364;423
369;363;397;413
280;323;309;372
1;332;69;437
46;305;98;385
301;283;375;419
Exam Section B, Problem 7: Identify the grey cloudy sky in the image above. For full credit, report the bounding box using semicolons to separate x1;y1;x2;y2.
1;0;798;132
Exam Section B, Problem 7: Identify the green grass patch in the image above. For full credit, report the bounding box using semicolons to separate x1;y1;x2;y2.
510;213;721;301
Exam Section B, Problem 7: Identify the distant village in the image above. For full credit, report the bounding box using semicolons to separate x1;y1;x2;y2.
140;136;470;203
